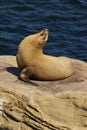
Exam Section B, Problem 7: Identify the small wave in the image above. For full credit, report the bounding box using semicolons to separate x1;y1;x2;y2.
78;0;87;6
0;0;87;61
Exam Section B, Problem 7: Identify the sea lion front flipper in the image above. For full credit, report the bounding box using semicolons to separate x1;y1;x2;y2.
19;68;38;86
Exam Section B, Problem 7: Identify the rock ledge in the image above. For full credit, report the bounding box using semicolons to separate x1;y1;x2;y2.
0;56;87;130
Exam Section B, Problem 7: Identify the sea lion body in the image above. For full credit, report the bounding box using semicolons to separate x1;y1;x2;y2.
16;29;73;82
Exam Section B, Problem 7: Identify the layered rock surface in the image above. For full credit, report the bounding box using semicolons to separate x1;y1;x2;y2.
0;56;87;130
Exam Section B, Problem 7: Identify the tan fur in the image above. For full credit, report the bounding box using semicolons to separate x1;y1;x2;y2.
16;29;73;82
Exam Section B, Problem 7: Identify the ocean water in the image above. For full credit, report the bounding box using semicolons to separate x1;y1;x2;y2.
0;0;87;61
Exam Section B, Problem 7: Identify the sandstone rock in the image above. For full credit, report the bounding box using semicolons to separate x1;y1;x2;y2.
0;56;87;130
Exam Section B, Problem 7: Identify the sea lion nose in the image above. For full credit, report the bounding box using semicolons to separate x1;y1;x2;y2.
40;29;48;36
43;29;48;35
44;29;48;32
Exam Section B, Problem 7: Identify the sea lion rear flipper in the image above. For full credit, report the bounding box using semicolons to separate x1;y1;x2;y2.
19;68;38;86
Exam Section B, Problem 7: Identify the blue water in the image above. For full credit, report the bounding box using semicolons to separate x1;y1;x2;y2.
0;0;87;61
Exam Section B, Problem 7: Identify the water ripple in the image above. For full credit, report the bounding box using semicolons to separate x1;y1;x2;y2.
0;0;87;61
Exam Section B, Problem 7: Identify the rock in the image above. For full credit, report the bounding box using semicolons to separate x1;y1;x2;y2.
0;56;87;130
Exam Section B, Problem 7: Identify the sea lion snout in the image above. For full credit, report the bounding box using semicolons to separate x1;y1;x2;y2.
39;29;48;42
40;29;48;35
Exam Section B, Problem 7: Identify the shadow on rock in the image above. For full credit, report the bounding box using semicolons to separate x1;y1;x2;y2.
7;67;20;77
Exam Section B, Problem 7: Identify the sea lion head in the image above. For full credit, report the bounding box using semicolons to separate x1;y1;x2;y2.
25;29;48;48
38;29;48;46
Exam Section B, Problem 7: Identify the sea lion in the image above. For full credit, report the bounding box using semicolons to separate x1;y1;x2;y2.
16;29;73;84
